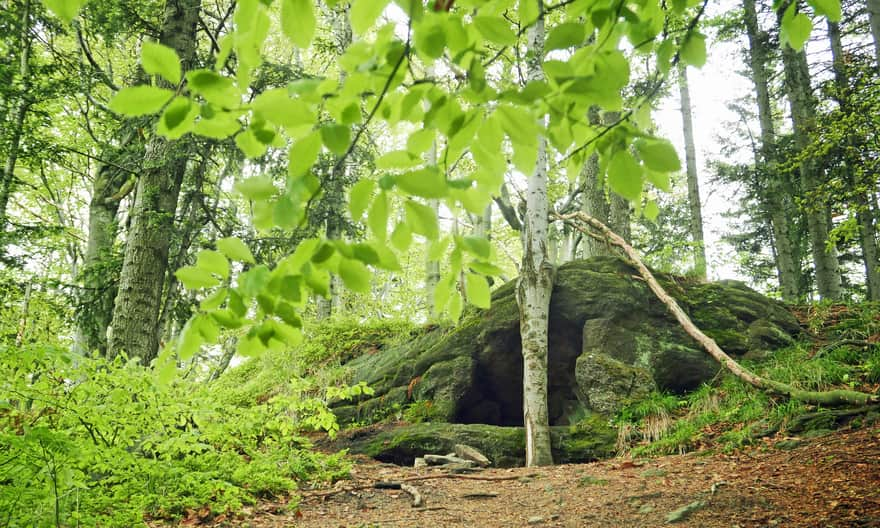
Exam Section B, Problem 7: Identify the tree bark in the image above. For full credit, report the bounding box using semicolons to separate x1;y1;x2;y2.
0;0;33;239
827;20;880;300
868;0;880;70
517;1;554;467
108;0;201;363
559;211;879;407
677;64;707;279
743;0;801;301
778;10;842;300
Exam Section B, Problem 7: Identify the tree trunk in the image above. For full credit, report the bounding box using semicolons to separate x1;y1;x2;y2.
0;0;33;238
677;64;707;279
317;2;352;319
107;0;201;363
868;0;880;70
778;10;842;300
827;21;880;300
76;127;139;355
743;0;801;301
517;2;553;467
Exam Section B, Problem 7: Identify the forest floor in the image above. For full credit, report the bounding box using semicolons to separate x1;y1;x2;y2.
180;423;880;528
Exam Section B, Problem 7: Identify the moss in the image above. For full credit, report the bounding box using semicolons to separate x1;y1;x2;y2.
334;421;617;467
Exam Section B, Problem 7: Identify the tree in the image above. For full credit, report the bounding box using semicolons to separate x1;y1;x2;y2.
677;63;707;278
743;0;803;300
107;0;202;362
778;1;843;300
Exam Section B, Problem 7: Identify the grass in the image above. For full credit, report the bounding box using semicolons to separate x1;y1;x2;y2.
616;302;880;456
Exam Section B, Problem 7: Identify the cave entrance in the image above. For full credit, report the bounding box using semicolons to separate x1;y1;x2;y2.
454;318;584;427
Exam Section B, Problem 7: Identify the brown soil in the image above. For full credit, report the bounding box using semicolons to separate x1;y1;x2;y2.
176;425;880;528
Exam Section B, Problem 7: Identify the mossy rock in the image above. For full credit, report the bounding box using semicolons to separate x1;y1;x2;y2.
331;256;801;428
330;421;617;468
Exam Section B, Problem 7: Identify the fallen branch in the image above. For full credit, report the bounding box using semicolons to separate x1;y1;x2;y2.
400;483;423;507
555;211;880;408
304;473;522;499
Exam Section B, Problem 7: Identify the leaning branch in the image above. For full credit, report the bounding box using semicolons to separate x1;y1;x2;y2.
556;211;880;407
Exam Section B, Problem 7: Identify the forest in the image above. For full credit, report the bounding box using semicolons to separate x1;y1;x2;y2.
3;0;880;525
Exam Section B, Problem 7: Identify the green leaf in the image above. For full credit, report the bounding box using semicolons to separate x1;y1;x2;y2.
281;0;316;48
468;261;504;276
43;0;87;23
460;236;490;259
176;266;221;289
545;22;586;51
415;17;447;59
288;132;322;178
240;265;271;299
339;258;372;293
497;105;538;147
396;168;448;198
217;237;256;264
448;290;463;321
368;192;389;242
781;10;812;50
351;0;390;35
376;150;420;170
635;139;681;172
519;0;539;26
200;288;228;311
645;170;671;192
644;200;660;222
187;70;239;108
141;41;181;85
235;176;276;200
235;129;268;159
252;88;315;127
808;0;841;21
158;97;197;138
321;124;351;155
391;222;413;251
473;16;517;46
109;86;174;116
177;318;203;361
349;179;375;221
405;200;439;240
407;128;436;156
680;32;707;68
607;150;643;201
196;250;230;279
465;273;491;309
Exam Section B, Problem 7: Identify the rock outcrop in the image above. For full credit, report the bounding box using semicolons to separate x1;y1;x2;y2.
334;257;800;427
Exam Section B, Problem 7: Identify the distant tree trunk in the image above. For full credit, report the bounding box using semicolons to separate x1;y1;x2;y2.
868;0;880;69
744;0;801;301
778;8;842;300
317;2;352;320
15;281;32;347
0;0;33;239
108;0;201;363
827;21;880;300
580;150;608;258
677;64;707;279
518;1;554;467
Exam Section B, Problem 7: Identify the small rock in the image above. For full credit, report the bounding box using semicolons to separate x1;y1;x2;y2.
413;457;427;468
454;444;491;467
527;516;544;525
423;454;474;466
666;500;706;523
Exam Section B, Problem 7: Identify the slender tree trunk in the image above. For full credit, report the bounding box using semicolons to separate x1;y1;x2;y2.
317;2;352;319
778;9;842;300
76;128;139;355
677;64;707;279
744;0;801;301
827;21;880;300
15;281;32;347
868;0;880;69
108;0;201;363
0;0;33;238
518;2;553;467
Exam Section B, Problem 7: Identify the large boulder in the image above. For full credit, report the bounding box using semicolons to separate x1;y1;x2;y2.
333;256;800;426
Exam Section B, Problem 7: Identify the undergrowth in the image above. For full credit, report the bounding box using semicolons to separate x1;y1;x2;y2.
617;302;880;456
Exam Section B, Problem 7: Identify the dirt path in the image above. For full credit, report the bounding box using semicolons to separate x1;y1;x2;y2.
186;426;880;527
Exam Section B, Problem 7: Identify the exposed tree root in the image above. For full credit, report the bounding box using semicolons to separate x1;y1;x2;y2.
556;211;880;408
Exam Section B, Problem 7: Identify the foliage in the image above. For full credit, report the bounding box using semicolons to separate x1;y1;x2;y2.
0;345;351;527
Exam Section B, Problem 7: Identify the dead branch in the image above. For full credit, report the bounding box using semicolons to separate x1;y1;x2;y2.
400;483;423;507
556;211;880;408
